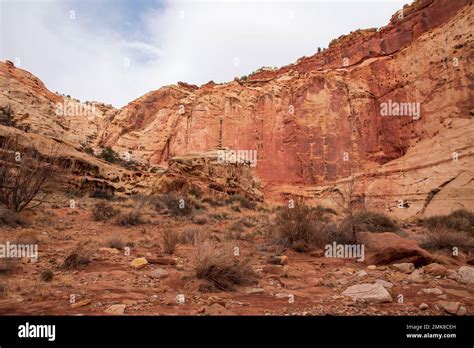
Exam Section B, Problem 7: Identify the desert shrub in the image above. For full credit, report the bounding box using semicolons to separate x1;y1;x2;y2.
273;200;331;250
188;185;203;197
98;146;119;163
40;270;54;282
90;190;114;200
189;195;206;211
92;202;118;221
225;227;253;241
321;220;358;245
0;258;19;274
422;210;474;236
195;242;256;291
160;193;194;217
192;214;209;225
15;230;39;244
347;210;399;233
0;138;70;212
61;242;94;269
202;196;226;207
162;229;180;254
180;228;200;245
115;210;145;226
83;146;94;155
0;209;25;227
104;235;125;249
226;194;256;210
419;227;471;251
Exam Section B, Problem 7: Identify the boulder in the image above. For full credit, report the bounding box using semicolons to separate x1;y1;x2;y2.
358;232;432;266
341;283;392;303
130;257;148;269
457;266;474;284
392;263;415;273
422;263;448;276
149;268;169;279
407;269;427;284
105;304;127;315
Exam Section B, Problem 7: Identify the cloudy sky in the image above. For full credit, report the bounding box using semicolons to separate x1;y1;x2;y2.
0;0;406;107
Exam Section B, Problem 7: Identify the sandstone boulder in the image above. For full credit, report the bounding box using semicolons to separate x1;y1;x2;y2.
358;232;432;266
392;263;415;274
341;283;392;303
457;266;474;285
130;257;148;269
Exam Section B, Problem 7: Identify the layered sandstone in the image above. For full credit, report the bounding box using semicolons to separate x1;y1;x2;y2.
0;0;472;217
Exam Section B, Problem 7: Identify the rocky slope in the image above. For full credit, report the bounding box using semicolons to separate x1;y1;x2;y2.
0;0;472;217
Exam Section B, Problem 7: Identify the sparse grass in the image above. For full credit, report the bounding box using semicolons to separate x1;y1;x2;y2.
16;230;39;244
226;194;256;210
419;226;471;251
192;214;209;225
422;210;474;236
159;193;194;217
162;229;180;254
202;196;226;207
104;235;125;249
195;241;257;291
0;209;26;227
92;201;118;221
40;270;54;282
61;242;94;269
115;210;145;226
180;228;207;245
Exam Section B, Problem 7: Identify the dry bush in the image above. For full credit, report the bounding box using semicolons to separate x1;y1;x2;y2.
192;214;208;225
104;235;125;249
162;229;180;254
422;210;474;236
40;270;54;282
180;228;207;245
0;257;19;274
0;208;25;227
0;137;71;212
61;242;94;269
92;201;118;221
419;227;471;251
195;241;256;291
202;196;226;207
159;193;195;217
273;200;333;250
15;230;39;244
115;210;145;226
226;194;256;210
348;210;399;233
89;189;114;200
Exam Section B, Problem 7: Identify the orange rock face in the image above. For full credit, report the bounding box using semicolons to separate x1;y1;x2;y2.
0;0;472;217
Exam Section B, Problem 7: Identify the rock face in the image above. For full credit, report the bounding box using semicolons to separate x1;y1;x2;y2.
358;232;432;266
0;0;472;216
342;283;392;303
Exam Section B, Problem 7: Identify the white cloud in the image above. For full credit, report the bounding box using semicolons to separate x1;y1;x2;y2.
0;0;405;107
